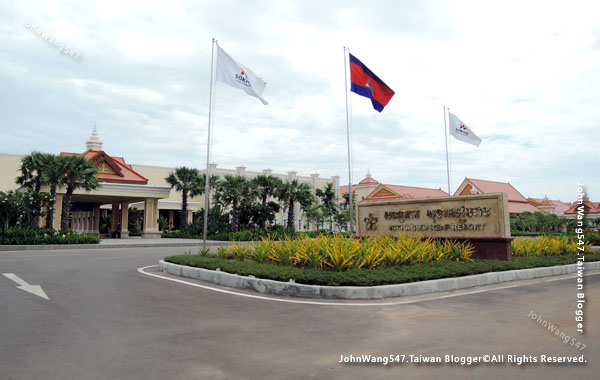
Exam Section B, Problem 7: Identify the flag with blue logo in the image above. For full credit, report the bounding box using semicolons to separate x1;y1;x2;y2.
216;45;268;105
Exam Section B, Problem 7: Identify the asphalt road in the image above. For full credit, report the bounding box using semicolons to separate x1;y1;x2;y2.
0;246;597;380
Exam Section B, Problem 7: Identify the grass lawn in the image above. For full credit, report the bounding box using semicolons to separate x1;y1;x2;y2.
165;252;599;287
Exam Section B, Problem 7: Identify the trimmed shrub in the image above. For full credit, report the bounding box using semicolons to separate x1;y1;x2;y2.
0;226;99;245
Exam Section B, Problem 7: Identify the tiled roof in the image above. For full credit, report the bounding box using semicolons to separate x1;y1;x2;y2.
565;201;600;214
384;184;448;198
62;150;148;185
359;184;448;203
464;178;529;202
358;176;380;185
508;202;539;214
529;198;572;213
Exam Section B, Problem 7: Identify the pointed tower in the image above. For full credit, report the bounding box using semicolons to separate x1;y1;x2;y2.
86;123;103;151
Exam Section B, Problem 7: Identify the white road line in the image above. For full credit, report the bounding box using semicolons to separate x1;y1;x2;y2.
138;265;593;307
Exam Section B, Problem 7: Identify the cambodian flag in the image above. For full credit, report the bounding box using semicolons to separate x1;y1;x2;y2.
349;53;395;112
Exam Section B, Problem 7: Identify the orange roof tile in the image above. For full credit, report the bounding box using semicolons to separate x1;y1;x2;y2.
358;177;380;185
508;201;539;214
61;150;148;185
565;201;600;214
359;184;448;203
464;178;529;202
384;184;448;198
528;197;573;213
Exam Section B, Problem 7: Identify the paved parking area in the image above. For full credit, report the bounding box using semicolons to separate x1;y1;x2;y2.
1;246;597;379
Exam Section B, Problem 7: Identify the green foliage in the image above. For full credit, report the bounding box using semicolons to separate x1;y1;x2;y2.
512;236;594;256
163;224;299;241
186;233;475;272
165;253;600;287
99;214;111;234
215;175;250;233
59;155;100;230
0;190;51;229
315;182;338;231
586;232;600;245
0;226;99;245
510;211;564;233
276;179;314;230
165;167;202;226
158;216;169;232
128;207;144;236
510;232;600;246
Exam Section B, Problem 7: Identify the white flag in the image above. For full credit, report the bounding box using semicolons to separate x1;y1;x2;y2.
448;112;481;147
216;45;268;105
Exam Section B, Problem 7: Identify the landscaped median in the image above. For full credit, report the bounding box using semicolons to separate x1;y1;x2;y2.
162;235;599;299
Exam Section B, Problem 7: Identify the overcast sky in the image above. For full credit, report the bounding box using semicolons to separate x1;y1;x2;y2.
1;0;599;202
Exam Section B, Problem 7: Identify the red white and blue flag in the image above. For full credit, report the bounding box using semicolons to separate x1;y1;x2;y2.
349;53;395;112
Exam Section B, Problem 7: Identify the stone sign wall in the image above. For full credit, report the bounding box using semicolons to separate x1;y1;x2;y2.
357;193;512;259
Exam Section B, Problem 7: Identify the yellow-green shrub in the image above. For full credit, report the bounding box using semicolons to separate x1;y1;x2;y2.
512;236;592;257
241;233;475;271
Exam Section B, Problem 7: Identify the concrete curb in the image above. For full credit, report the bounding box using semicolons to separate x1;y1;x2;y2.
159;260;600;299
0;241;232;252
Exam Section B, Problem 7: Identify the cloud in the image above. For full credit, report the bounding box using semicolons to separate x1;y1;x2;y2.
1;0;599;202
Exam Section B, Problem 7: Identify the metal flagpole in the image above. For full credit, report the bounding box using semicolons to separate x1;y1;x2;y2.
344;47;354;233
443;106;451;195
203;38;217;247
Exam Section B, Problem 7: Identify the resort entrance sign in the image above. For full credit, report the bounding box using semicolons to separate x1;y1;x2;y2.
357;193;512;260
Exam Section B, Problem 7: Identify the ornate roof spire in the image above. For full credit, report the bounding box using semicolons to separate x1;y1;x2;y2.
86;122;103;151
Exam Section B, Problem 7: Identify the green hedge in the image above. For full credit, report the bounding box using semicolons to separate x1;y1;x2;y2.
162;225;334;241
164;253;599;287
0;226;100;245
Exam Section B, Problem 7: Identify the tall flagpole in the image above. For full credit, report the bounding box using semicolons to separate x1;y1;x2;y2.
344;47;354;233
203;38;217;247
443;106;451;195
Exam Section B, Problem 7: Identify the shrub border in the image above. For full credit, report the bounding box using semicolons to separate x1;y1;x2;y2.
159;259;600;300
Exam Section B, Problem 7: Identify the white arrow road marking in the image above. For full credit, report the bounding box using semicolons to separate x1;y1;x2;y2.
2;273;49;300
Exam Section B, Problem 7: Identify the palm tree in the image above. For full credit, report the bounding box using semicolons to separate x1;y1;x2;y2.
16;151;54;226
214;175;248;232
165;167;201;227
277;179;313;230
252;175;283;205
341;191;357;208
41;155;67;229
193;173;221;231
59;155;100;230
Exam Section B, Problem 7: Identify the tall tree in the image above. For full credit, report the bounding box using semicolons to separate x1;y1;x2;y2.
60;155;100;230
277;179;313;230
16;151;54;226
165;167;201;227
215;175;248;232
251;175;282;228
41;155;67;229
194;173;221;230
252;175;283;205
316;182;338;231
341;191;357;231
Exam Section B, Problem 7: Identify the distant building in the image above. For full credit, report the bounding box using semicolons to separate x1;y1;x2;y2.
527;197;572;216
0;127;338;236
453;178;538;215
339;171;448;204
564;201;600;230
